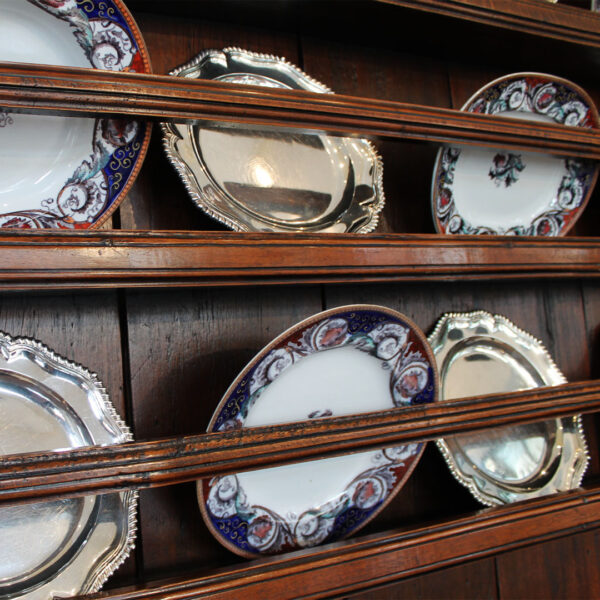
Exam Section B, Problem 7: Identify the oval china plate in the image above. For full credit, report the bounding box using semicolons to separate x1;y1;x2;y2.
0;333;136;599
428;311;589;506
0;0;151;229
199;305;438;557
162;48;385;233
432;73;599;236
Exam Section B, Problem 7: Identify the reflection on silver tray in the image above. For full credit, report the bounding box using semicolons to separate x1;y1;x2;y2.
161;47;384;233
0;334;136;600
428;311;588;506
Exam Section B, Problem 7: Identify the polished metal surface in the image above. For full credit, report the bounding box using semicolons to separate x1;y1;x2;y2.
162;47;384;233
428;311;589;506
0;334;136;600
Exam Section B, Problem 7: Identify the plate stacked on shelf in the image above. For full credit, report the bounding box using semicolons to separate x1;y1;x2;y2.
0;333;136;599
162;47;385;233
0;0;151;228
432;73;599;236
198;305;438;556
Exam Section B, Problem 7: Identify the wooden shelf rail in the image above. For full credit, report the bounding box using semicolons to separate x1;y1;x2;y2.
1;63;600;158
2;380;600;504
79;484;600;600
382;0;600;49
1;231;600;290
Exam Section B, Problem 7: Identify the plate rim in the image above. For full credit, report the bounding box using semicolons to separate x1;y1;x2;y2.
91;0;152;229
0;331;137;598
161;46;385;234
428;309;589;506
197;303;439;558
430;71;600;236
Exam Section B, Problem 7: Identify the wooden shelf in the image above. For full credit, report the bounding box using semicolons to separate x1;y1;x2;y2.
0;231;599;290
383;0;600;49
129;0;600;53
3;1;600;598
2;380;598;503
76;484;600;600
2;62;600;158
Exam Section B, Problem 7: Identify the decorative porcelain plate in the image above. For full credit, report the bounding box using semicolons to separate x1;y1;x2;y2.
428;311;589;506
0;333;136;599
432;73;599;235
198;305;438;557
0;0;151;229
162;47;385;233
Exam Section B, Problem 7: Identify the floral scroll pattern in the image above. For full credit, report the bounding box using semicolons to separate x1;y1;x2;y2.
204;308;436;555
434;76;597;236
2;0;147;228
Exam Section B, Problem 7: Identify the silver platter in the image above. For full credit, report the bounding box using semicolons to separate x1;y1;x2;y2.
0;333;136;600
161;47;385;233
428;311;589;506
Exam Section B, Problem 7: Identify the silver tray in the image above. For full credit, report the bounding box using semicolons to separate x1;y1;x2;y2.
161;47;384;233
0;333;136;599
428;311;588;506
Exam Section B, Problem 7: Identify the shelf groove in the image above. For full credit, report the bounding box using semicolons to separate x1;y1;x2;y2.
1;380;599;504
0;231;598;289
1;63;600;158
381;0;600;49
76;484;600;600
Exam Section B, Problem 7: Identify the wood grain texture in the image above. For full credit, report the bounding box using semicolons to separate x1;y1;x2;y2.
0;292;137;582
2;379;599;504
118;12;299;230
124;286;321;572
301;39;451;233
2;62;600;159
75;486;600;600
346;557;498;600
381;0;600;48
496;528;600;599
2;0;598;596
1;232;600;290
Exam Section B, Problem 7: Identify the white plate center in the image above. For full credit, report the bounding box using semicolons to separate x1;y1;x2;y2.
239;345;396;519
451;112;565;232
0;0;94;215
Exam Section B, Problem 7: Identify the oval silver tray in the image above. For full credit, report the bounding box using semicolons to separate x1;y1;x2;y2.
428;311;588;506
161;47;385;233
0;333;136;599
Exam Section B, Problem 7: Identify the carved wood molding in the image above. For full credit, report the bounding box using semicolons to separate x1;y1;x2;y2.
1;62;599;158
2;380;599;503
0;231;599;289
381;0;600;48
77;484;600;599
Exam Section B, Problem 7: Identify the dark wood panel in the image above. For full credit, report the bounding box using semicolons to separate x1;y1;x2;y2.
382;0;600;48
301;38;451;233
496;528;600;599
0;292;124;415
2;63;599;159
124;286;321;573
346;557;497;600
75;487;600;600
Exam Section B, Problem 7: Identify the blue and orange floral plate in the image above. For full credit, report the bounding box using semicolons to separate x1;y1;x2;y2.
431;73;599;236
0;0;151;228
198;305;438;557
